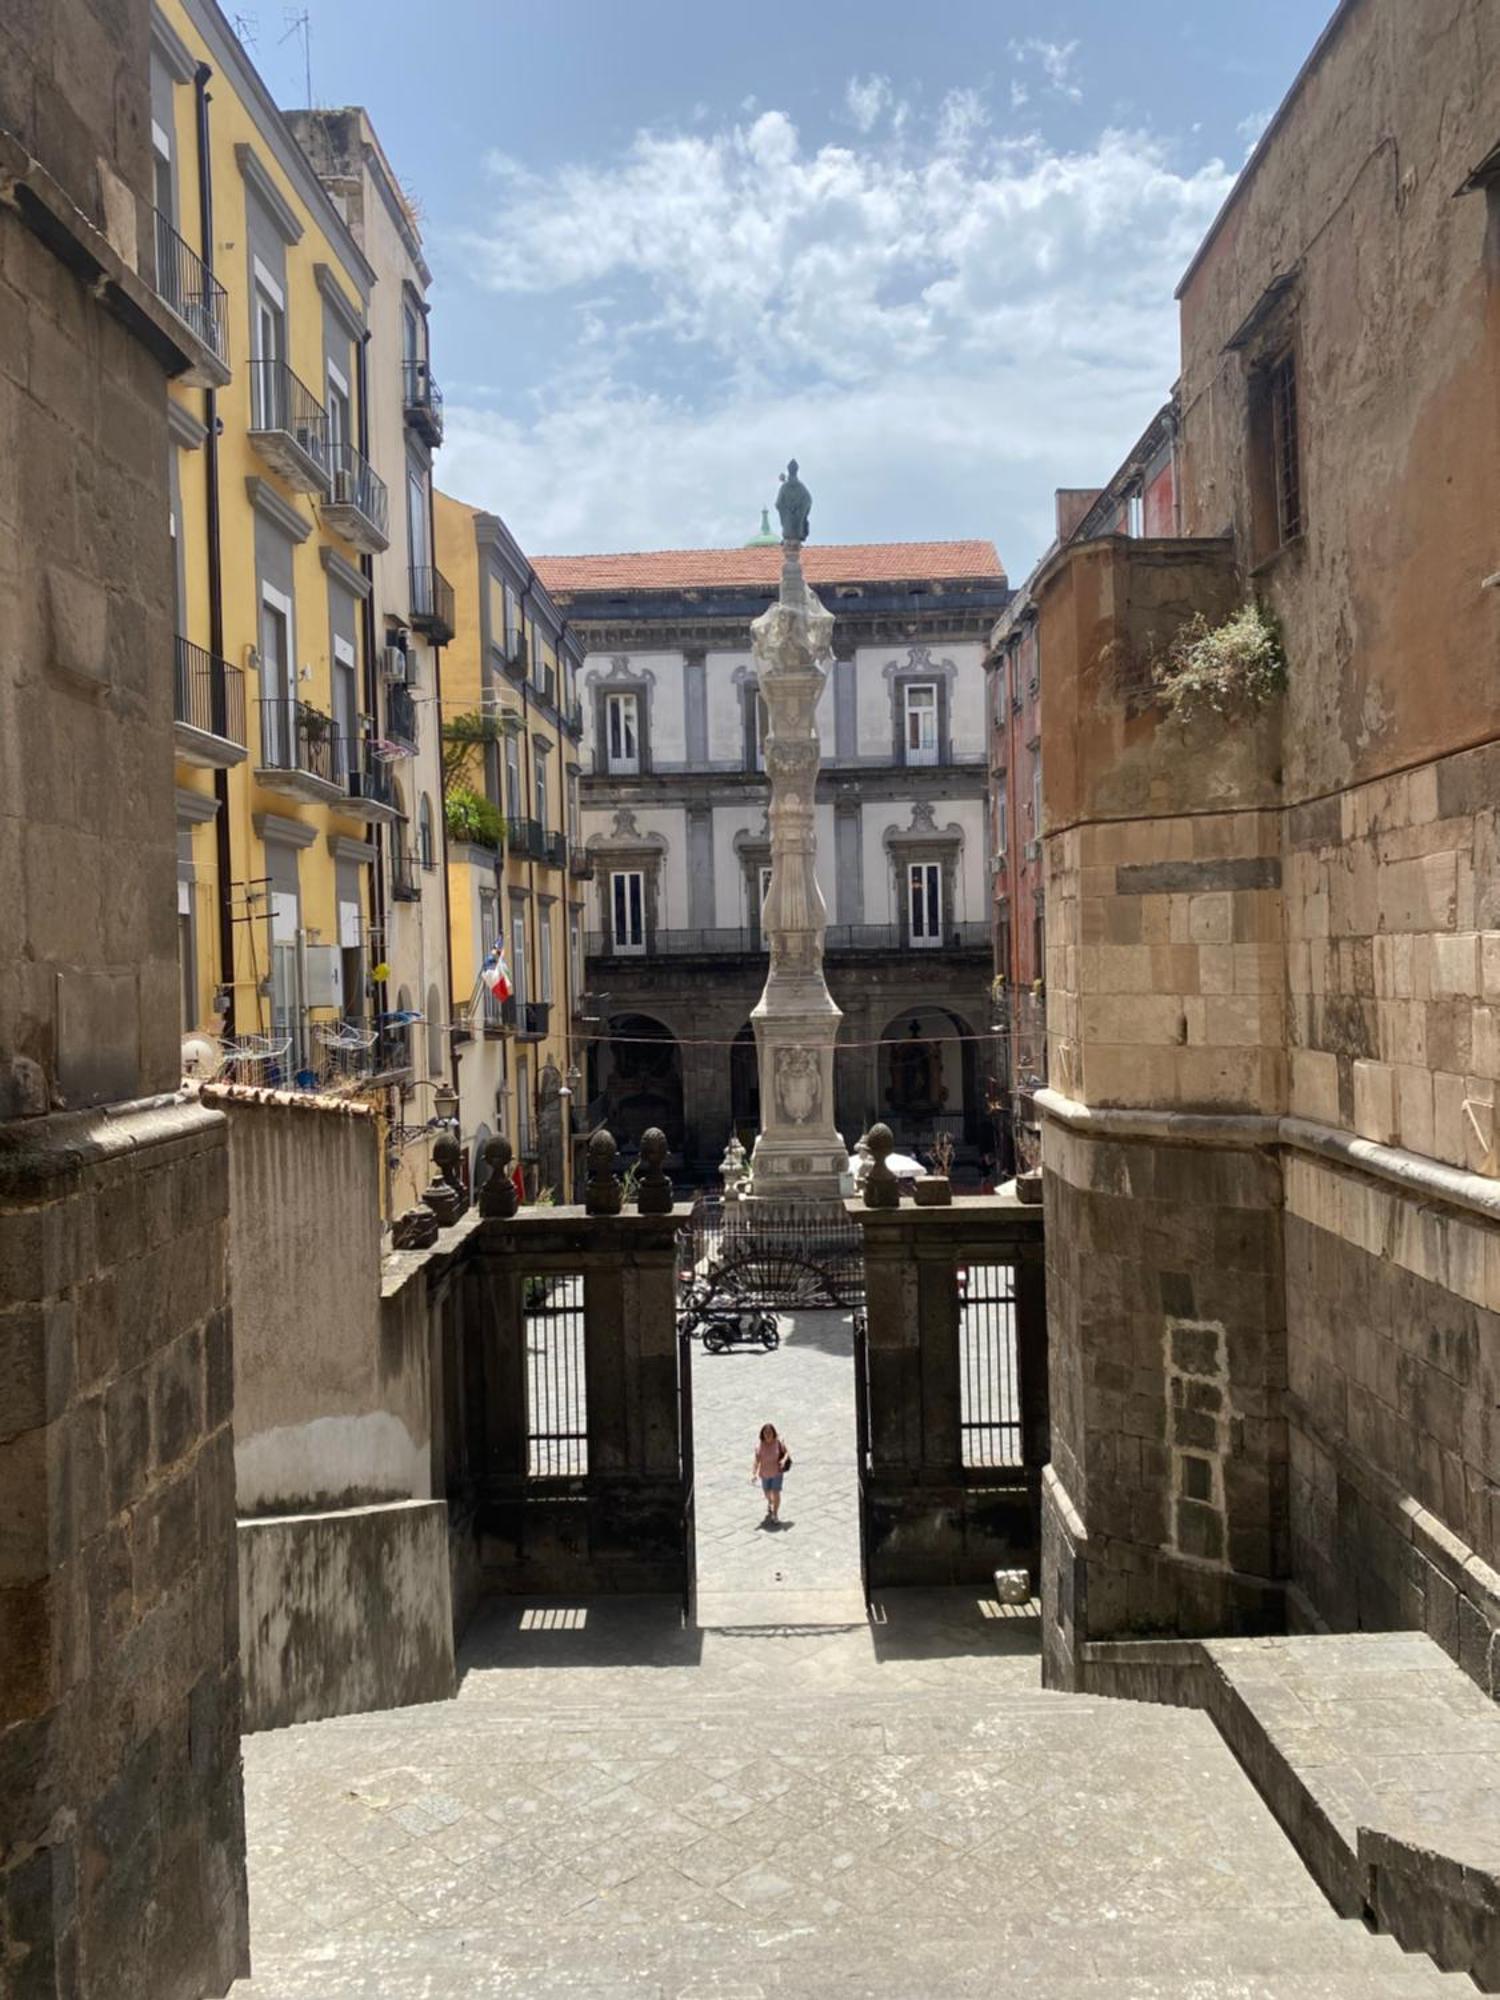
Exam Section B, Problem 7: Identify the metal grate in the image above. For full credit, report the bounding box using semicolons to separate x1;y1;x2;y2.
1270;350;1302;544
960;1262;1022;1467
526;1273;587;1478
680;1197;864;1310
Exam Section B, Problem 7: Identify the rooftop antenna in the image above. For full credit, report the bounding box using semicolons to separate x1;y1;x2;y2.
231;11;258;47
279;7;312;106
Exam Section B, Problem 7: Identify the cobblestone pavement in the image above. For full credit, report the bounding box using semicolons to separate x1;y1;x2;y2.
230;1593;1466;1997
690;1308;864;1625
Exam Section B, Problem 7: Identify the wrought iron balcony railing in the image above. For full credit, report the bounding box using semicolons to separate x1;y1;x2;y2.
566;698;585;738
174;636;245;749
409;565;455;645
390;847;422;902
151;210;229;380
585;919;993;960
342;745;397;816
567;846;595;881
401;358;444;445
385;680;418;749
322;440;389;553
506;999;551;1040
542;829;566;870
247;359;330;493
258;696;340;787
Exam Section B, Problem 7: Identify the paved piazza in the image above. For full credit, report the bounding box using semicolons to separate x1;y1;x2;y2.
232;1322;1462;1995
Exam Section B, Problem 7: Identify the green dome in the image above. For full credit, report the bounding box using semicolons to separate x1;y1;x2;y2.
743;507;779;548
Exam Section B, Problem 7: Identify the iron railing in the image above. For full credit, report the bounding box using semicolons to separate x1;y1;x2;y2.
248;359;329;469
325;440;389;541
385;680;417;748
174;636;245;745
516;999;551;1039
390;847;422;901
258;697;339;785
151;210;229;366
409;565;455;644
568;847;595;881
542;829;566;870
586;920;991;959
678;1196;865;1310
401;358;444;444
566;699;585;737
525;1273;587;1478
343;745;395;813
959;1262;1023;1467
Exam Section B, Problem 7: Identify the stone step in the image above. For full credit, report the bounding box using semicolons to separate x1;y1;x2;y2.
231;1917;1470;1998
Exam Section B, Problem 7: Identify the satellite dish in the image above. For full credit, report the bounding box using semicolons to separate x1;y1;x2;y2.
181;1034;224;1081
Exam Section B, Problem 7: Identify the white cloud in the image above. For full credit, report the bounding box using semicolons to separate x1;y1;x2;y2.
1010;37;1083;103
445;93;1233;573
1010;79;1030;111
1237;107;1272;153
845;73;893;135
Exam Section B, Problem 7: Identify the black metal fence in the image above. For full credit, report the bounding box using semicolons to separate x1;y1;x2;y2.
248;358;328;464
679;1196;864;1309
258;696;339;785
588;920;990;960
174;636;245;746
525;1273;587;1478
152;210;229;366
959;1262;1022;1467
327;439;389;540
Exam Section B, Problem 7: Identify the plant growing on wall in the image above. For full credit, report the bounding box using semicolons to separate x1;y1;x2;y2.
1151;602;1287;722
441;710;504;792
444;786;505;852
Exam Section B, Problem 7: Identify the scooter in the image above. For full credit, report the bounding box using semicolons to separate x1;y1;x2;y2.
677;1279;780;1352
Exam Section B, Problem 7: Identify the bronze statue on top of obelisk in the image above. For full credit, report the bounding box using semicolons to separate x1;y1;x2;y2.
748;464;848;1202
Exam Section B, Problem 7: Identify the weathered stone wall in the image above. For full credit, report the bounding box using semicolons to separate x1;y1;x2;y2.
0;1102;248;1998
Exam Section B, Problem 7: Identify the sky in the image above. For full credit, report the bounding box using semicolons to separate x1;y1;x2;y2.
240;0;1333;579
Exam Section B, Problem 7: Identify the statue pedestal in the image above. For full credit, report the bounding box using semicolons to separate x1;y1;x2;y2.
747;537;849;1204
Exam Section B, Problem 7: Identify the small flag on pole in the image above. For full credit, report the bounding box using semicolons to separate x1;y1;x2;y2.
480;942;513;1002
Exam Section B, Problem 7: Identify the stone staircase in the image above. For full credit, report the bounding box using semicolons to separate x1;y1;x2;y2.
230;1594;1475;1998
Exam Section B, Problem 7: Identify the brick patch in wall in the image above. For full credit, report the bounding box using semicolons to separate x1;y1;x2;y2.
1116;856;1282;897
1165;1317;1232;1567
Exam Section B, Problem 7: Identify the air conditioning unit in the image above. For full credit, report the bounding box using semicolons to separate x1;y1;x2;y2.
332;464;356;505
381;645;409;683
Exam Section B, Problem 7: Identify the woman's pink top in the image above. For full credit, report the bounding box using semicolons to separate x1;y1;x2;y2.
754;1436;785;1477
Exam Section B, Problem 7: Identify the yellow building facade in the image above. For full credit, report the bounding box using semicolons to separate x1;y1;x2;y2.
435;493;586;1200
152;0;401;1097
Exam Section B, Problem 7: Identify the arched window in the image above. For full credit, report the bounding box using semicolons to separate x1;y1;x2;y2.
418;794;435;868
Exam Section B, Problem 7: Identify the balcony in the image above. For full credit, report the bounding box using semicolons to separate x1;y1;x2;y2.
256;697;344;803
568;846;595;881
386;680;418;750
501;998;551;1041
401;358;444;446
247;360;330;494
410;565;455;646
320;441;389;554
151;210;230;386
566;698;585;739
173;637;246;768
340;744;401;824
390;847;422;902
584;920;993;961
542;829;566;870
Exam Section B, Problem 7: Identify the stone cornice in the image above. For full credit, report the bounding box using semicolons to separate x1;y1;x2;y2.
326;835;375;866
581;764;987;811
245;476;312;544
175;787;220;824
167;398;207;450
150;5;197;82
253;810;317;848
1039;1087;1500;1231
566;603;1003;655
319;543;371;599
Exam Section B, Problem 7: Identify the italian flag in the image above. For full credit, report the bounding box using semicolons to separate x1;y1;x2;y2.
480;943;513;1001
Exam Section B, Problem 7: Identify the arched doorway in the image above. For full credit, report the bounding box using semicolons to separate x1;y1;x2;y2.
729;1022;759;1148
595;1014;684;1154
877;1007;981;1165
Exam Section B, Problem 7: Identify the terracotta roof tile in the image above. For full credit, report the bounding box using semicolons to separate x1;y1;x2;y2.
530;539;1006;594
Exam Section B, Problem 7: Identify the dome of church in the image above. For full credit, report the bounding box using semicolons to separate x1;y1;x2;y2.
743;508;779;548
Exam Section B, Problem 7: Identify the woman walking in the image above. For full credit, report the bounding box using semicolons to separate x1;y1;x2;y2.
751;1421;791;1522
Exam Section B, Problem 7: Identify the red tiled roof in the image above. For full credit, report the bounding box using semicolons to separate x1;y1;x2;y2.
530;539;1006;594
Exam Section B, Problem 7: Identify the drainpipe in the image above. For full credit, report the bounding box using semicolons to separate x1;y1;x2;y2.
195;63;236;1037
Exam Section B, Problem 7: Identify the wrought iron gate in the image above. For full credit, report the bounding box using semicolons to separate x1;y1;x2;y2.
678;1314;696;1624
524;1273;587;1479
852;1305;873;1610
679;1195;864;1309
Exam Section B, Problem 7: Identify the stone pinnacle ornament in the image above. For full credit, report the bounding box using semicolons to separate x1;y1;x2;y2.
748;465;848;1202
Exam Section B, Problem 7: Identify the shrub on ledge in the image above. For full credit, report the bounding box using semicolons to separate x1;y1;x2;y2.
1152;602;1287;722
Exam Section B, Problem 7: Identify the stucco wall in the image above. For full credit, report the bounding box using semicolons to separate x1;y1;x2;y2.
211;1089;432;1512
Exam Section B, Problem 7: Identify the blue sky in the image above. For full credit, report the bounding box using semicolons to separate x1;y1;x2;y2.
242;1;1331;577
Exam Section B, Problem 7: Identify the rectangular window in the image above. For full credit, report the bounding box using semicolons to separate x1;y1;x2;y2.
1269;350;1302;544
909;861;942;947
904;683;938;766
504;585;521;661
570;913;583;1002
479;887;502;1027
539;908;554;1003
605;692;639;775
177;880;195;1033
505;733;522;822
759;864;773;916
251;265;285;429
612;869;645;955
333;635;358;781
326;361;350;451
517;1055;531;1159
535;758;548;831
1031;748;1043;839
1127;491;1144;539
995;778;1008;857
259;583;294;765
511;908;528;1006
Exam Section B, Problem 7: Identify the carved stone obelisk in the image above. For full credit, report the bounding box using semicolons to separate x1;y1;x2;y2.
748;464;849;1201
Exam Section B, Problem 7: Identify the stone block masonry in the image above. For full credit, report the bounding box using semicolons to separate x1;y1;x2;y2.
0;1099;248;1998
